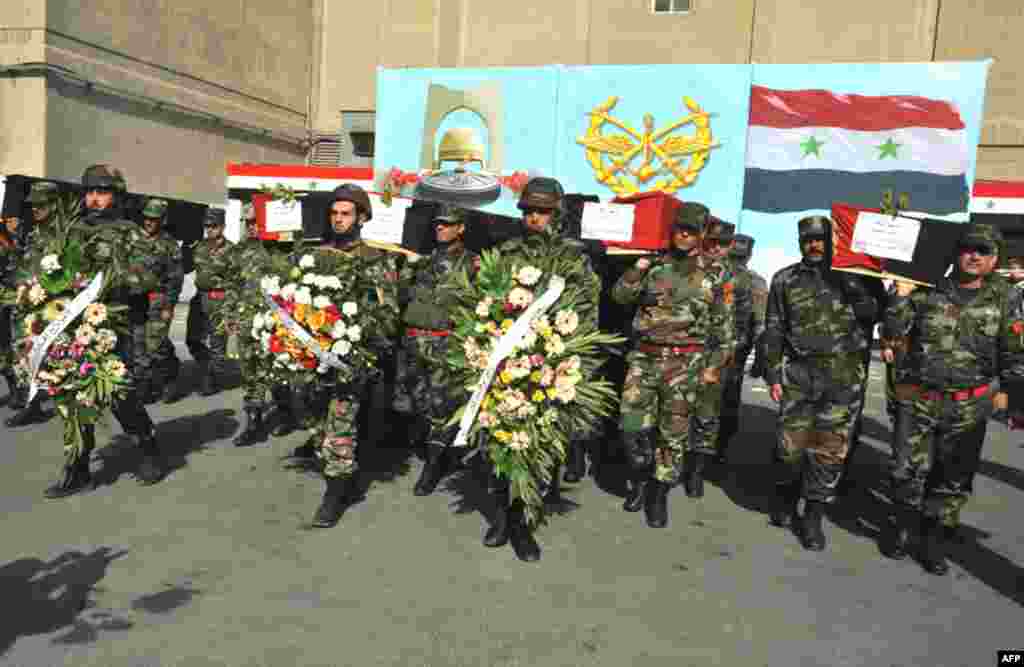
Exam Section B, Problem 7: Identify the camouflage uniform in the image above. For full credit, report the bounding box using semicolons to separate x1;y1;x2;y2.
395;208;477;495
718;234;768;458
0;223;19;399
187;208;241;395
884;224;1024;573
137;199;184;402
613;202;734;526
762;216;883;550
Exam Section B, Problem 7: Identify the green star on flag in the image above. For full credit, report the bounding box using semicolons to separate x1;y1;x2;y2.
877;138;901;159
800;135;825;158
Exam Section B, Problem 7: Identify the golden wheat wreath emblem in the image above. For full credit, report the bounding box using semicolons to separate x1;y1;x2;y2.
577;96;719;196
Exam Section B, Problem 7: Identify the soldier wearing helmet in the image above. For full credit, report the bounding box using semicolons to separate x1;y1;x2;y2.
394;203;477;497
307;183;400;529
761;215;884;553
612;201;735;530
4;181;63;426
468;176;600;563
136;198;185;405
883;223;1024;576
41;165;170;497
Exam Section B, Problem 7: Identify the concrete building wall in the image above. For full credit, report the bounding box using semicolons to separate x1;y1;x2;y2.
321;0;1024;180
0;77;47;178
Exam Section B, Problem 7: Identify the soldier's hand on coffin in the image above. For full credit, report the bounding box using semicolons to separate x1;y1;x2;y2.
993;391;1009;412
701;366;721;385
635;258;651;272
882;348;895;364
894;281;917;297
770;383;783;403
161;307;173;322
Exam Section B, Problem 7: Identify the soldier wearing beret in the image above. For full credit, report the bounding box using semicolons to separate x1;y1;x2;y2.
761;215;883;551
883;223;1024;575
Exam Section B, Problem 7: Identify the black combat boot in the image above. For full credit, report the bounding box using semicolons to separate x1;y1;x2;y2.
312;475;355;528
770;481;800;529
800;500;828;551
136;431;168;485
882;504;914;560
684;452;707;498
292;434;318;459
8;383;27;410
271;388;299;437
484;482;511;547
563;440;586;483
508;500;541;562
644;480;670;528
198;368;219;397
413;442;448;496
5;394;45;427
1;370;19;407
919;516;950;576
44;426;96;499
623;473;648;512
137;378;156;405
543;464;562;504
233;407;268;447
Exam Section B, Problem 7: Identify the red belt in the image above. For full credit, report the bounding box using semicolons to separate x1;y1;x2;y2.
406;327;451;338
920;383;990;402
147;292;164;303
205;290;226;300
637;343;704;355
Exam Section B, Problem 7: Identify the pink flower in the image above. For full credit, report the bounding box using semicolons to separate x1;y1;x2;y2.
529;354;545;368
79;362;96;376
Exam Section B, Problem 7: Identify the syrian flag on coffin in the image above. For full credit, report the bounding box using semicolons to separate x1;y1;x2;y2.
743;86;970;216
831;203;963;286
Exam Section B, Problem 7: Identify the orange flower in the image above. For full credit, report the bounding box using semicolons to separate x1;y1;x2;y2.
293;303;307;324
308;309;328;331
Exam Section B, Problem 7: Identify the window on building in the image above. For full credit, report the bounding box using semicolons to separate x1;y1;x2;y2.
349;131;375;158
652;0;691;13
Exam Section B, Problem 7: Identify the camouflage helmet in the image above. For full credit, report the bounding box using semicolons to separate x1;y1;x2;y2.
704;218;735;241
204;207;226;227
798;215;830;240
674;202;709;232
959;223;1002;254
517;177;564;215
732;233;755;259
433;203;465;226
25;181;60;205
142;198;168;219
332;183;372;222
81;164;125;191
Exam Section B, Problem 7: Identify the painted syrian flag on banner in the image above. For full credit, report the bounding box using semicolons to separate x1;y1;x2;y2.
742;85;970;215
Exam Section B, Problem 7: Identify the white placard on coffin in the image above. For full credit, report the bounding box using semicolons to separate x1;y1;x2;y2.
363;194;410;246
850;212;921;263
265;199;304;233
581;201;634;243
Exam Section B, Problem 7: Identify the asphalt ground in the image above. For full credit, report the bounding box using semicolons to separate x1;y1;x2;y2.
0;308;1021;666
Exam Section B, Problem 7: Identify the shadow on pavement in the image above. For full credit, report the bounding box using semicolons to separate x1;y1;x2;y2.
705;403;782;518
0;547;130;655
91;409;239;487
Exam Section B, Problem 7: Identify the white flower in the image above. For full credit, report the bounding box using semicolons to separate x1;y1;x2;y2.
294;287;313;305
530;316;550;333
331;339;352;357
556;385;577;403
508;431;531;451
544;334;565;356
507;287;534;309
331;321;348;339
516;265;542;286
260;276;281;296
346;325;362;342
252;313;265;330
555;310;579;336
280;283;298;300
41;254;62;273
75;323;96;342
521;330;538;349
84;303;108;326
342;301;358;316
302;273;318;285
28;284;47;306
475;300;492;318
324;276;342;290
312;295;332;310
299;254;316;269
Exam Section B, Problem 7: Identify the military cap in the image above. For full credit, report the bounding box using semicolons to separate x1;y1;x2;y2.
517;177;565;212
81;164;124;190
333;183;372;221
25;181;60;205
433;203;465;225
204;207;226;227
705;219;736;241
958;223;1002;251
732;233;755;259
674;202;709;231
241;202;256;221
798;215;830;240
142;198;168;219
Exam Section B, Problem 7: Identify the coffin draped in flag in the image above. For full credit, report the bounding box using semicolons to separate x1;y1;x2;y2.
743;86;970;216
831;202;963;286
